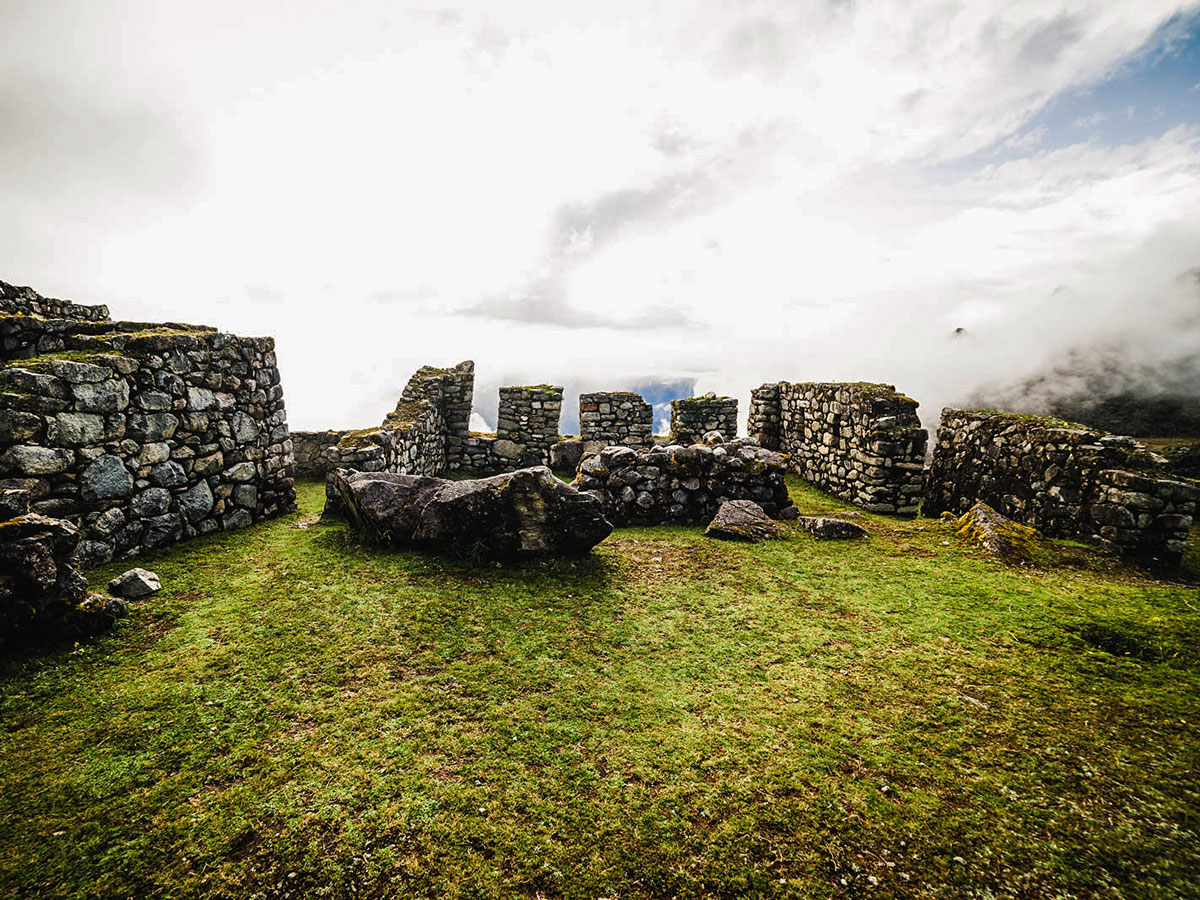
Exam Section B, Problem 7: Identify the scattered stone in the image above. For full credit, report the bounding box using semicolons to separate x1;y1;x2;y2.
954;501;1043;563
108;567;161;599
0;510;124;649
329;466;612;560
704;499;781;543
795;516;868;540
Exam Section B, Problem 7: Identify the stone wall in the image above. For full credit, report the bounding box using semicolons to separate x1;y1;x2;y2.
573;437;792;526
924;409;1198;565
750;381;927;515
292;430;350;478
1;279;109;326
670;394;738;445
320;400;446;479
579;391;653;448
0;281;296;566
400;361;474;469
747;383;780;449
497;386;562;465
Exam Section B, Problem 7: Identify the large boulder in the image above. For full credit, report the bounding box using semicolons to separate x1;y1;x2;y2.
704;500;781;543
329;466;612;560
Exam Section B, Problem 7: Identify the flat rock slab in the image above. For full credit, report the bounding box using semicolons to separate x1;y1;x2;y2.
329;466;613;561
108;568;162;599
795;516;868;539
705;500;781;543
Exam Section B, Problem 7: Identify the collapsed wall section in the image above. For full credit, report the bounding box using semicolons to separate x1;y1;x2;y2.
0;282;296;565
670;394;738;445
579;391;653;447
751;381;926;515
924;409;1198;565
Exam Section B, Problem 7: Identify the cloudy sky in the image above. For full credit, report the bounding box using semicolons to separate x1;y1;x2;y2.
3;1;1199;431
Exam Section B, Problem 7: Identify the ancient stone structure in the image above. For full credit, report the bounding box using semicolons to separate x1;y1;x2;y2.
749;381;927;515
291;430;350;478
0;280;295;566
670;394;738;445
294;366;569;480
924;409;1198;565
747;383;781;449
400;362;474;469
497;385;563;464
327;466;612;560
579;391;653;448
319;399;446;480
573;438;792;526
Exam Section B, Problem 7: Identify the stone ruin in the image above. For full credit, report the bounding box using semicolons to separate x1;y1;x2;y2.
573;438;792;526
1;272;1194;649
670;394;738;445
749;381;927;515
0;280;295;566
579;391;653;448
924;409;1198;566
0;278;296;644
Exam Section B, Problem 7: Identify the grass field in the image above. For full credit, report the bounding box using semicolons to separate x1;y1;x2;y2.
1;479;1198;899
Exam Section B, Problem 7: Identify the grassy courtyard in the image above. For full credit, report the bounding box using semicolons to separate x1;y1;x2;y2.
1;479;1198;899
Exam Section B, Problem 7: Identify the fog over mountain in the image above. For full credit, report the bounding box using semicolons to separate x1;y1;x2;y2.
2;2;1198;432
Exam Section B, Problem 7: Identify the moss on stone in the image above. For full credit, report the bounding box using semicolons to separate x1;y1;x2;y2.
383;400;431;430
337;428;386;450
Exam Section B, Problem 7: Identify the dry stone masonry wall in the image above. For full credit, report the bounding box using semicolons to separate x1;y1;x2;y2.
924;409;1198;565
400;362;473;469
0;280;296;567
497;386;563;465
750;381;927;515
670;394;738;445
579;391;653;448
572;437;792;526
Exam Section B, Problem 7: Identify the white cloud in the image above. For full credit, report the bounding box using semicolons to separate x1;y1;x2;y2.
1;1;1198;429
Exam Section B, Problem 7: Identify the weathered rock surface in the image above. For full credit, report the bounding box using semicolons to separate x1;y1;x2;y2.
0;499;125;648
550;439;584;473
704;500;781;543
328;466;612;560
954;501;1043;563
108;567;161;599
795;516;868;540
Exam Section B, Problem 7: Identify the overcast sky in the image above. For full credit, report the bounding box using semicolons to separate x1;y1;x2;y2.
3;1;1199;430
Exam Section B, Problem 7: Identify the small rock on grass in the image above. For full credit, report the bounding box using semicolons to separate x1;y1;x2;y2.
795;516;868;539
705;500;781;543
108;568;161;599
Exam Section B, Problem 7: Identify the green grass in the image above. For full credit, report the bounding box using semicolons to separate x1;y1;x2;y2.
2;479;1198;899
